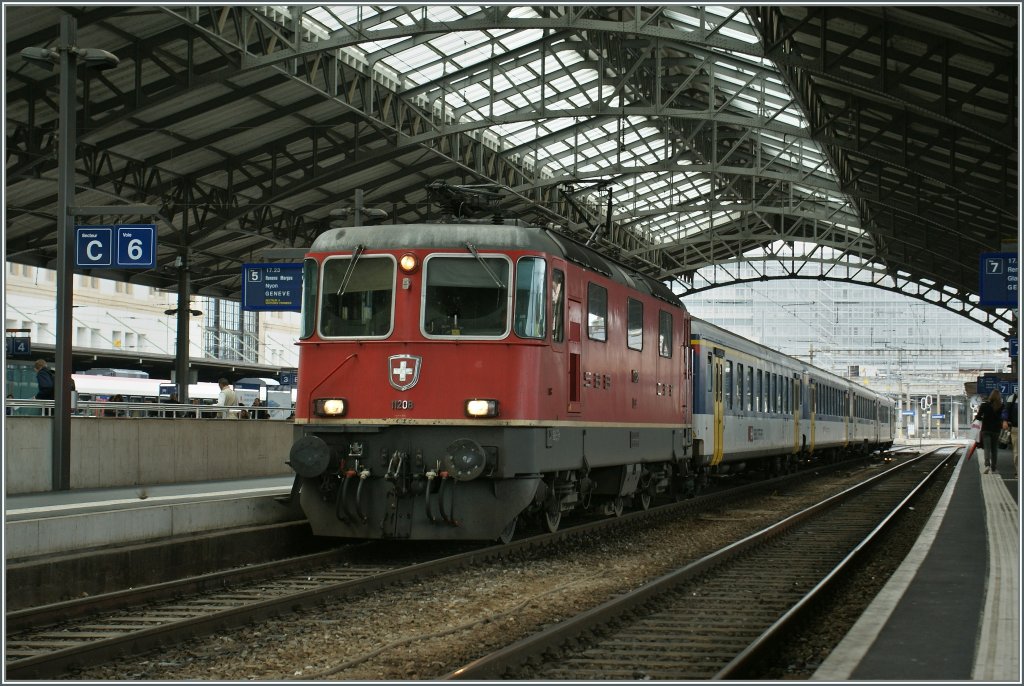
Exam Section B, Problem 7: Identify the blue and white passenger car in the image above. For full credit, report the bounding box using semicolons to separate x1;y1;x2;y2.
690;318;895;476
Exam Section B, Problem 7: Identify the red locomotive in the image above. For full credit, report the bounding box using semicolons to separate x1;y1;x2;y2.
289;202;694;541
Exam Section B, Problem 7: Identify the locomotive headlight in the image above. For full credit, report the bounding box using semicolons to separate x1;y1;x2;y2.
314;398;347;417
399;253;419;273
465;399;499;418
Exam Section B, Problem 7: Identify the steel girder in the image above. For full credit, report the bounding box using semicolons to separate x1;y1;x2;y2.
4;5;1016;337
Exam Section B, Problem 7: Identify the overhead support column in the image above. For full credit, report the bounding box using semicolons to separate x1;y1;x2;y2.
175;254;192;403
52;15;77;492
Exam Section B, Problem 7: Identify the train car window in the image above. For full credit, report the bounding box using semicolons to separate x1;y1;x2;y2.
319;255;394;338
749;368;757;411
587;282;607;342
514;257;547;339
724;360;733;409
755;369;762;412
551;269;565;343
736;363;744;411
627;298;643;350
771;373;778;413
300;258;319;339
422;255;511;337
658;310;672;357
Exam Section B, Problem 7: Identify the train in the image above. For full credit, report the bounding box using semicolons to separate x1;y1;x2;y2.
287;207;897;543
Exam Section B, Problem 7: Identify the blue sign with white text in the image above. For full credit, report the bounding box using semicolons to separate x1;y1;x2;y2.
5;336;31;357
76;224;156;268
977;375;1019;398
241;263;303;311
76;226;113;267
979;252;1018;308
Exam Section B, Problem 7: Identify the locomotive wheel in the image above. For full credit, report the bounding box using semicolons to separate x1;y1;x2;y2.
543;509;561;533
497;516;517;544
636;489;652;511
612;497;624;517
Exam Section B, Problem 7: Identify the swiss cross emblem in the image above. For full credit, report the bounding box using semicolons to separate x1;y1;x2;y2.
388;354;422;391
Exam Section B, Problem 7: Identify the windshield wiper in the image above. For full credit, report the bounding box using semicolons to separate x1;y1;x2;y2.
335;244;365;299
464;241;505;289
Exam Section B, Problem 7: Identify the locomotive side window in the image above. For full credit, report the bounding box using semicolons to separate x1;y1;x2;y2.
299;258;319;340
423;255;511;338
319;255;395;338
551;269;565;343
626;298;643;350
658;310;672;357
514;257;547;339
587;282;607;341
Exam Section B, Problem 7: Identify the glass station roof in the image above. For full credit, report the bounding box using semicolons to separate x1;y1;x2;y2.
280;4;855;246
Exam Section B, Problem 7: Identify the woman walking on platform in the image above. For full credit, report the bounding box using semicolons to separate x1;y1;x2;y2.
976;389;1004;474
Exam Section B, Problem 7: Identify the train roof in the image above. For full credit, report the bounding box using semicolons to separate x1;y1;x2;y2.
690;317;893;402
310;222;683;308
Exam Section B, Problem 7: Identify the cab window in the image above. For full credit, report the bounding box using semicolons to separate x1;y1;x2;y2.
514;257;546;339
319;255;394;338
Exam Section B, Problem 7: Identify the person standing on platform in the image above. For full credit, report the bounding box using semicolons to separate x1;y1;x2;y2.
1002;392;1018;478
217;378;239;419
33;359;54;400
975;388;1004;474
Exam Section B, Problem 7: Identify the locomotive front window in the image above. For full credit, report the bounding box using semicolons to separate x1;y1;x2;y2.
514;257;547;339
299;258;319;340
319;255;395;338
422;255;510;338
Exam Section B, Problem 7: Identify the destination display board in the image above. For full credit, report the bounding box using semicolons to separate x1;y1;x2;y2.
241;263;303;311
976;374;1019;398
978;252;1018;308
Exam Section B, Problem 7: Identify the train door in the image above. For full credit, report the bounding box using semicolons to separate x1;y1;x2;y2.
712;349;724;465
808;378;817;454
845;391;852;447
792;373;801;455
567;298;582;413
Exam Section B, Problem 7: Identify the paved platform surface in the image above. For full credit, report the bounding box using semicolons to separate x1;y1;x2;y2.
813;445;1019;681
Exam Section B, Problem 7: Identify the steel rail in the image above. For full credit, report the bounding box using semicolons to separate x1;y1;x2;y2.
445;446;952;680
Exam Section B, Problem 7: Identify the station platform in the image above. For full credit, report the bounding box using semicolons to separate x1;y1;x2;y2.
3;444;1018;681
4;475;300;561
813;445;1020;681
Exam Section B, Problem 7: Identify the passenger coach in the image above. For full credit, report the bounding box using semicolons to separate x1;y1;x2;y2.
690;318;895;477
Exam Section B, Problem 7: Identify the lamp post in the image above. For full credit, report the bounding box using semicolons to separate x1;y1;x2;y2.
21;16;118;490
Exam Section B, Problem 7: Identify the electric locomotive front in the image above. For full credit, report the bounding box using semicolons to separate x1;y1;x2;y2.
289;222;568;541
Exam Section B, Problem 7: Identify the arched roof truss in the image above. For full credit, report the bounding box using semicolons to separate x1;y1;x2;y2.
3;4;1016;336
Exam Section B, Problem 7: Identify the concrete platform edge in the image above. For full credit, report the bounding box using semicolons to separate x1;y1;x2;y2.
5;493;300;560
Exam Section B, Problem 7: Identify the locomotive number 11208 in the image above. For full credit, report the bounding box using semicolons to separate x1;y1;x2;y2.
391;399;415;410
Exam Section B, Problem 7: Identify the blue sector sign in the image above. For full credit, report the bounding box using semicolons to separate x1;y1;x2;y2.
242;263;302;311
76;224;156;268
979;252;1018;308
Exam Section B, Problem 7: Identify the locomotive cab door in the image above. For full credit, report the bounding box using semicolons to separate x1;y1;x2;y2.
567;298;582;413
712;349;725;465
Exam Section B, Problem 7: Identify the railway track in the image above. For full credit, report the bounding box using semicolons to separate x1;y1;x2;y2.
447;446;954;680
4;451;897;680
